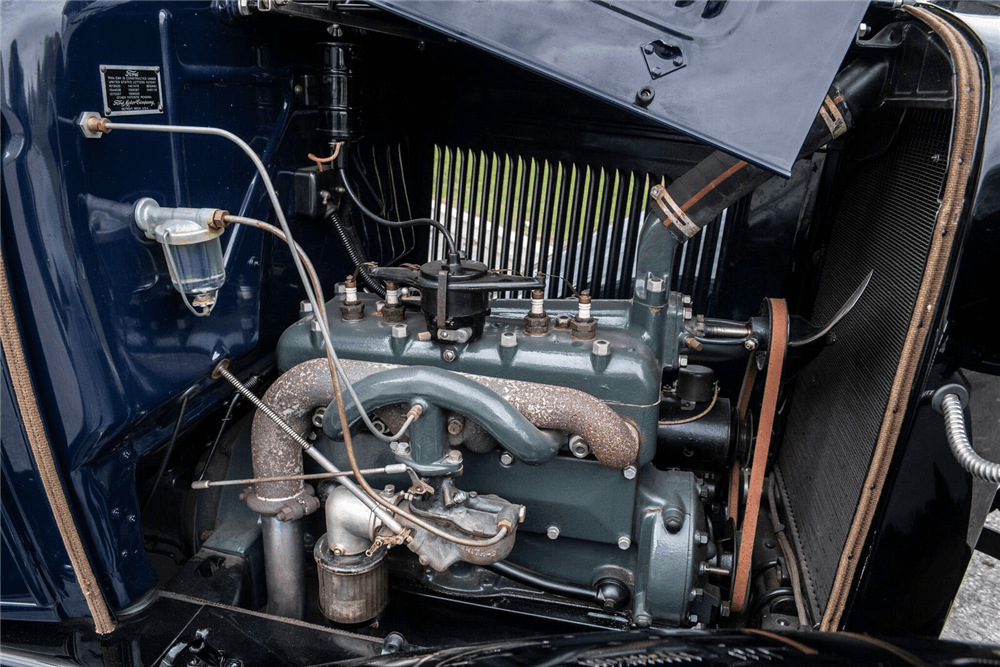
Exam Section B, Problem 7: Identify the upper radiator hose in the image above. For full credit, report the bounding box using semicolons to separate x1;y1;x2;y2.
653;55;891;243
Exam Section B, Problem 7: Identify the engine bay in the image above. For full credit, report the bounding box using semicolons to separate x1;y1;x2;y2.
5;0;986;647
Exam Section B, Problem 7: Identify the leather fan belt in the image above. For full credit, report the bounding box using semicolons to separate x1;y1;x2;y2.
729;298;788;614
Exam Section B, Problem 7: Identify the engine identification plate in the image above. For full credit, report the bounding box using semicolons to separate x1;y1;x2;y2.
100;65;163;116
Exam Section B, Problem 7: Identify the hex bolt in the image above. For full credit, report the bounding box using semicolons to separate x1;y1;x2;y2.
391;441;411;455
500;331;518;348
310;319;323;332
623;464;637;480
744;338;757;351
650;185;662;197
646;276;665;293
617;536;631;550
299;299;313;314
683;307;693;320
592;339;611;357
568;435;590;459
391;323;409;339
499;451;515;467
662;506;685;533
546;525;560;540
442;348;457;362
678;354;688;367
682;294;692;305
446;449;463;464
447;416;465;435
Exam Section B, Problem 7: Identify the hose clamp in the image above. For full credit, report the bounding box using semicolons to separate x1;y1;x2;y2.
649;185;699;239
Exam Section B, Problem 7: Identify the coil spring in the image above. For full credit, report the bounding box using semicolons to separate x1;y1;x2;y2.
942;393;1000;483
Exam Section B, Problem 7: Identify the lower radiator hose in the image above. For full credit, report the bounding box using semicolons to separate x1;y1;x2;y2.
330;208;386;298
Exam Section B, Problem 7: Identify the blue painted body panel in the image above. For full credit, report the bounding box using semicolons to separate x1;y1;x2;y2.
0;0;336;617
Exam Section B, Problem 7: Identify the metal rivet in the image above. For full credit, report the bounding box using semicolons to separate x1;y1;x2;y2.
592;339;611;357
546;525;560;540
617;536;631;550
623;464;637;480
500;331;517;348
391;323;409;339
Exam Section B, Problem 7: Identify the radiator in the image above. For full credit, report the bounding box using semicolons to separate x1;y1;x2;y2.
778;107;953;620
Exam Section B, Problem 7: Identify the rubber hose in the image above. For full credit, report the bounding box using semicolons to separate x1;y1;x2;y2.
660;55;891;242
487;562;599;603
329;209;386;297
943;394;1000;483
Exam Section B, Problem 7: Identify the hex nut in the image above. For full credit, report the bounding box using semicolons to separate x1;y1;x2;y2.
442;348;457;362
646;276;665;293
571;317;598;341
500;331;518;348
568;435;590;459
546;525;560;540
617;536;631;550
592;339;611;357
391;323;409;339
744;338;757;351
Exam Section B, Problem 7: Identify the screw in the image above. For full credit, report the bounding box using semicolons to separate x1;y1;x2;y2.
500;331;518;348
623;465;637;480
617;536;631;550
547;525;560;540
499;451;515;467
442;348;457;362
592;339;611;357
744;338;757;351
391;323;409;339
